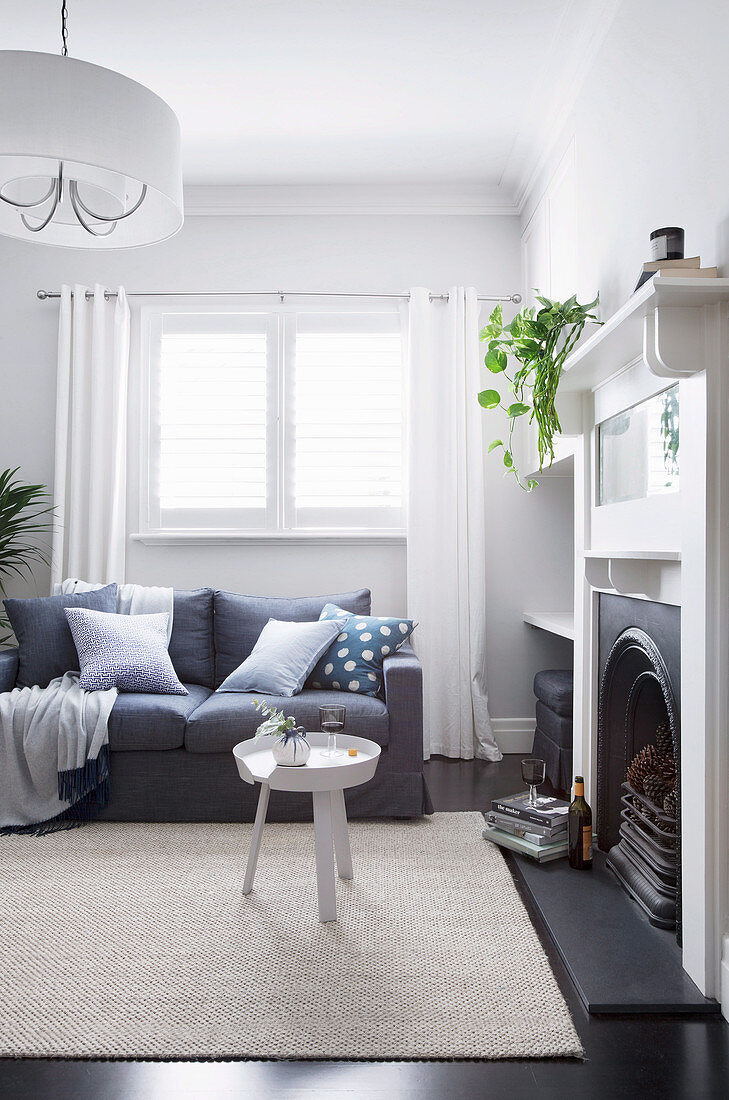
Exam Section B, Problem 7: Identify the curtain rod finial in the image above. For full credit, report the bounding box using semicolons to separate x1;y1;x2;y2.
37;289;48;300
512;293;522;304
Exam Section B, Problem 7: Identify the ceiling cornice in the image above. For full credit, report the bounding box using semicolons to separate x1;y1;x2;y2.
183;184;519;217
504;0;623;215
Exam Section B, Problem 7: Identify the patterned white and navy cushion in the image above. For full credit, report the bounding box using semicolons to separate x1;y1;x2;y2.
307;603;417;697
64;608;188;696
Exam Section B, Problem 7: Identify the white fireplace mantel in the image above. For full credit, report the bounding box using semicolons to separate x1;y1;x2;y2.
559;278;729;1016
560;276;729;390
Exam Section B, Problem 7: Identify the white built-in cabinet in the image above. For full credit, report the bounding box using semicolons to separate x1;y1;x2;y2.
518;140;580;480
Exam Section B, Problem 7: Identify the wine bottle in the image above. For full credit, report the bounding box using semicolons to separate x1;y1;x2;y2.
568;776;593;870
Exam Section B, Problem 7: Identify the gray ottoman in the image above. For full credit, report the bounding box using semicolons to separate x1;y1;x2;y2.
532;669;573;798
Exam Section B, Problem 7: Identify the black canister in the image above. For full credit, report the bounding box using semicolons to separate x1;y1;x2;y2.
650;227;685;262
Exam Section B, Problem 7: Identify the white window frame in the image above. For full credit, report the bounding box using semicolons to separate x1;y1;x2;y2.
136;298;407;543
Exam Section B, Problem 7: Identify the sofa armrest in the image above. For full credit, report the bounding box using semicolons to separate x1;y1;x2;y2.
382;642;423;769
0;647;19;693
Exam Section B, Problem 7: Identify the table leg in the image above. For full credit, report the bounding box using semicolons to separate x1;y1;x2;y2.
330;788;353;880
243;782;270;895
312;789;337;922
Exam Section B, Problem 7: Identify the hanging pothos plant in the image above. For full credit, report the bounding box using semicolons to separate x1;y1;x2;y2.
478;293;602;490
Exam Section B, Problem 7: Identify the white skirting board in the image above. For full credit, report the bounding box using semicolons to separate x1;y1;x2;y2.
721;935;729;1022
491;718;536;754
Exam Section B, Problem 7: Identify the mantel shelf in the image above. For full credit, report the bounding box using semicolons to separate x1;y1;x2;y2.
522;610;575;641
560;277;729;393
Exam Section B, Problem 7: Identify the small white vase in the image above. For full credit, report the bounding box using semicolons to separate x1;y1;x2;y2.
272;728;311;767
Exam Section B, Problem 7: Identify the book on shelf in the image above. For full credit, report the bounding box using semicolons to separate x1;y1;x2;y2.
486;810;567;843
481;823;568;863
490;792;570;829
643;255;701;272
634;261;718;292
637;261;721;288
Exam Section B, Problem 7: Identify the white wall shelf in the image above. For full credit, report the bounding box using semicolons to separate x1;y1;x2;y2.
582;549;681;561
560;277;729;393
522;610;575;641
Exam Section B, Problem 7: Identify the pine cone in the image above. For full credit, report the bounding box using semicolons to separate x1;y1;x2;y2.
655;722;673;756
663;789;678;818
644;773;671;805
654;753;676;783
627;744;663;793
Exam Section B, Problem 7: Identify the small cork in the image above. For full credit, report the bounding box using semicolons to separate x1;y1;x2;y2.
348;748;358;757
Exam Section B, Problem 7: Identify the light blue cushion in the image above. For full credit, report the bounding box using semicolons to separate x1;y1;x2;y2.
217;618;342;697
65;608;188;696
308;603;417;697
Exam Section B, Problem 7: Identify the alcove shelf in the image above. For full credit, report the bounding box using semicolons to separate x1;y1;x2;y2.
522;610;575;641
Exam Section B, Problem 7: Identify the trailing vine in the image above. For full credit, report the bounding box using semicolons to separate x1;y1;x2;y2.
478;293;602;490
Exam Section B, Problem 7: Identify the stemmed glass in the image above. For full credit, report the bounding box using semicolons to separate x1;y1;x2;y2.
521;758;547;807
319;704;346;759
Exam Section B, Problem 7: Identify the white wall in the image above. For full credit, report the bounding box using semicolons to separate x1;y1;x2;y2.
0;207;570;740
522;0;729;317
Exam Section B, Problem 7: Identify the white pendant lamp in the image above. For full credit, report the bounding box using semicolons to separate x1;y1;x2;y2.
0;4;183;248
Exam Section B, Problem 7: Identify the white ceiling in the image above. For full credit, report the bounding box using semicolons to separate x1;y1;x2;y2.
6;1;619;203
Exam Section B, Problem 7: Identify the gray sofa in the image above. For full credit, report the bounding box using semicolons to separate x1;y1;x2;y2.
0;586;431;822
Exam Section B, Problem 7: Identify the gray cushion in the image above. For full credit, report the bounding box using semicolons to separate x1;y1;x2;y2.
3;584;118;689
185;687;389;753
169;589;214;687
213;588;371;687
533;669;573;717
109;684;211;751
535;700;573;748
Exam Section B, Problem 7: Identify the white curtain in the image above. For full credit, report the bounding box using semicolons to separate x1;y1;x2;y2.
407;287;501;761
51;284;130;588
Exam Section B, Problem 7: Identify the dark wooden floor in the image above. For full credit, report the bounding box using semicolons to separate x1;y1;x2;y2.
2;755;728;1100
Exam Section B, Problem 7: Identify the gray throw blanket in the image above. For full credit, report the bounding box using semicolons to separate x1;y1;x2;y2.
0;581;173;835
0;674;116;834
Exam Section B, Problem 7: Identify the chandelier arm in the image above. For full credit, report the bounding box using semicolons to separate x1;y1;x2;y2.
68;184;117;236
19;177;62;232
0;177;58;210
70;179;148;222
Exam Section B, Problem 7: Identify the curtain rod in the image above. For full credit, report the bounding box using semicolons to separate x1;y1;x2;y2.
36;288;522;304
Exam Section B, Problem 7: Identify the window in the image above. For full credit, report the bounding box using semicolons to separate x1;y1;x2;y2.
142;307;405;535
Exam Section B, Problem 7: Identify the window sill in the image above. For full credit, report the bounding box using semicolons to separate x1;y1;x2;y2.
130;531;407;546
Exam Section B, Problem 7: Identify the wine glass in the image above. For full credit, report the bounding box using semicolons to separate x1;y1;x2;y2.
319;704;346;759
521;758;547;807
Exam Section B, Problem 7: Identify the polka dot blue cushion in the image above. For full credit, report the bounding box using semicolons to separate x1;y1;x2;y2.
307;603;417;697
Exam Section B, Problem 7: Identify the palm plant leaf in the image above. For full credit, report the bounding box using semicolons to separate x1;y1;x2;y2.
0;467;54;645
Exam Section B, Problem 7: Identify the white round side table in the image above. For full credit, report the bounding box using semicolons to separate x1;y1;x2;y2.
232;732;381;922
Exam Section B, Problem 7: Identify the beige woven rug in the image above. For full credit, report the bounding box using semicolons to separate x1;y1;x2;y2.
0;811;581;1061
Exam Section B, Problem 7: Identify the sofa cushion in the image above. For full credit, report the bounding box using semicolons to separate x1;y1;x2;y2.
3;584;118;689
109;684;211;751
533;669;573;717
218;618;342;696
213;588;371;687
185;687;389;753
309;603;417;698
65;608;188;695
169;589;214;687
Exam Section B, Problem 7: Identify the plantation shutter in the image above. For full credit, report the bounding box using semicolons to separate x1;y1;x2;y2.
289;313;405;529
149;313;276;530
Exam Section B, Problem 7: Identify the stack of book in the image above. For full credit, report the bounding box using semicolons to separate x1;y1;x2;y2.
481;791;570;862
634;255;718;292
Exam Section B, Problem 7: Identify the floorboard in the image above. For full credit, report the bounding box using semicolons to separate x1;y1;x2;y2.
2;755;728;1099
